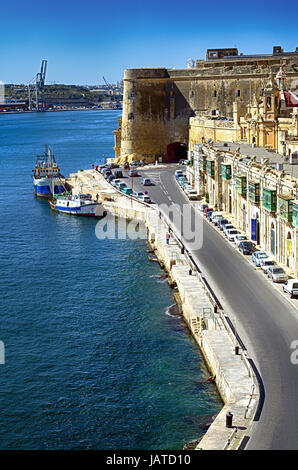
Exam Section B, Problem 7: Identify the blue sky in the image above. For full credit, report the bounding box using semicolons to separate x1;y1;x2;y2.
1;0;298;85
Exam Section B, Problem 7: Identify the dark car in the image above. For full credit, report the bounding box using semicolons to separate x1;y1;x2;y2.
203;207;212;217
238;241;256;255
107;174;115;183
114;170;123;178
104;170;112;178
207;210;214;221
218;219;229;231
129;169;138;177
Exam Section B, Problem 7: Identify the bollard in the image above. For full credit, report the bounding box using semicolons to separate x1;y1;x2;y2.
213;304;218;313
189;269;192;276
181;246;184;254
226;411;233;428
235;345;240;355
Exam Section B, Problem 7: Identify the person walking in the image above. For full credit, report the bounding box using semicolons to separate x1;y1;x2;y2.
166;232;170;245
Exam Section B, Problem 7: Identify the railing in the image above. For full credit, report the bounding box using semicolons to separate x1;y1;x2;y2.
157;205;259;426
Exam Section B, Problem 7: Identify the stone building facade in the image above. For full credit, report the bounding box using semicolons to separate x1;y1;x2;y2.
117;46;298;163
191;143;298;277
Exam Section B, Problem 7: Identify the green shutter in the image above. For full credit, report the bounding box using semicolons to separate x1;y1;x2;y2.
292;202;298;227
277;195;293;222
221;163;231;180
248;181;260;204
206;160;215;177
236;175;246;196
263;188;277;212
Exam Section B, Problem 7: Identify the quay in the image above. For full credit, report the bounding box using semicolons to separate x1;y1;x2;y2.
66;167;259;450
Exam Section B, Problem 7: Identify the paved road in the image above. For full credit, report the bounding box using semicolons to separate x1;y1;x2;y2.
124;165;298;450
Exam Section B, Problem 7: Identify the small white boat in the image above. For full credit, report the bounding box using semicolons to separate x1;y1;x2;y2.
49;193;106;218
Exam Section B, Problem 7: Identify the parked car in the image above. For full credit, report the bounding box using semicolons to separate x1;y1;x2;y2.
107;174;115;183
238;241;256;255
235;234;248;247
104;170;112;179
204;208;213;217
178;178;188;186
207;210;214;221
114;170;123;178
260;258;277;274
175;170;184;179
226;228;240;241
187;189;199;200
183;185;193;193
122;187;132;195
267;266;288;283
112;178;121;187
129;169;138;177
133;191;144;199
218;219;230;231
223;224;234;235
139;194;151;203
210;212;223;225
141;178;152;186
283;279;298;298
179;159;187;165
199;203;208;212
116;181;127;190
252;251;269;267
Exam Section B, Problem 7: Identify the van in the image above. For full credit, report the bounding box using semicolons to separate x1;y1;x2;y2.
283;279;298;298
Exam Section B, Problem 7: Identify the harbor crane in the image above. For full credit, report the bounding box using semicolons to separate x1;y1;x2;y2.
28;60;48;111
102;76;113;95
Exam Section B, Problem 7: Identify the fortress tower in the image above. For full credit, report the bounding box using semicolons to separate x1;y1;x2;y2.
119;47;298;163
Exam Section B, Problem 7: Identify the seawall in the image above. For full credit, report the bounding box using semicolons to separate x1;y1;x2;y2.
66;168;259;450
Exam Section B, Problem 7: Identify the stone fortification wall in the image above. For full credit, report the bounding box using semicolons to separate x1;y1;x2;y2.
120;51;298;162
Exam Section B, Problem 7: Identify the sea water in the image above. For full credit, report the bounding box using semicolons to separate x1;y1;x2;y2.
0;110;222;449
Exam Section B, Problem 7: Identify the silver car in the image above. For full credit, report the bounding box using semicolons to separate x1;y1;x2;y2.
267;266;288;283
260;258;276;274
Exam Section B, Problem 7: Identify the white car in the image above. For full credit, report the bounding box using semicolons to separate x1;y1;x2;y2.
283;279;298;298
235;234;248;247
226;228;240;241
211;213;223;225
139;194;151;203
223;224;234;236
183;185;193;193
112;178;121;187
260;258;276;274
267;266;288;283
187;190;198;200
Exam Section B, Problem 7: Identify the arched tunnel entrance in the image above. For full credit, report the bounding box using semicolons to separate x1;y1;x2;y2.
166;142;188;163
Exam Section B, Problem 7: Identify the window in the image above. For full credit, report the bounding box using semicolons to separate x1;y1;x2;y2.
128;112;134;120
213;90;217;97
129;92;135;100
237;90;241;97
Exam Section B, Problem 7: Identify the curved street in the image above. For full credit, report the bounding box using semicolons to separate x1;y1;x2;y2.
126;165;298;450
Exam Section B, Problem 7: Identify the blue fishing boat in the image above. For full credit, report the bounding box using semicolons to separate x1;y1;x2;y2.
33;145;65;197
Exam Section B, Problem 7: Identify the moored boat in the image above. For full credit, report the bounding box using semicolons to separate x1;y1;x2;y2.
33;145;65;198
49;193;106;217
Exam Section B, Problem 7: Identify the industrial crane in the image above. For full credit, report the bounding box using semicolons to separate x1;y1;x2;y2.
28;60;48;111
